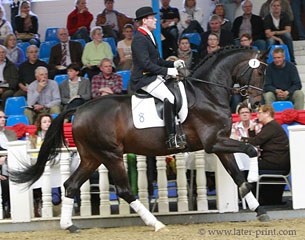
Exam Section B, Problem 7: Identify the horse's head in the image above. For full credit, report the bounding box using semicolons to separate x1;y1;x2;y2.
233;48;268;109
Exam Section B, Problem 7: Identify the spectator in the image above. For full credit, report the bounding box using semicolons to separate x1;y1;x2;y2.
176;36;199;70
160;0;180;58
239;33;253;47
178;0;204;35
59;63;91;111
0;109;17;218
260;0;293;21
0;45;19;108
24;66;61;124
230;104;261;180
200;14;234;54
218;0;242;23
117;24;133;71
212;3;231;32
264;47;304;110
231;0;266;50
244;104;290;205
10;0;21;32
82;26;113;80
67;0;93;42
0;4;13;45
91;58;122;98
201;33;220;57
14;45;48;97
96;0;134;42
263;0;296;64
49;28;83;79
290;0;305;40
4;33;26;67
14;0;40;46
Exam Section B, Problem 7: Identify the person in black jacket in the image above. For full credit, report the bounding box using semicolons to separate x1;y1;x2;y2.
231;0;266;50
130;6;186;150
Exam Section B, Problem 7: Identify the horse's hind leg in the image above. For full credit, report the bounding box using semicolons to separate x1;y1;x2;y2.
60;155;101;233
106;157;166;232
216;153;270;222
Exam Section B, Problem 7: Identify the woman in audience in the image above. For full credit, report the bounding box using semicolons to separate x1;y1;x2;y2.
82;26;113;80
176;36;198;70
4;33;25;67
14;0;40;46
59;63;91;112
178;0;204;35
0;4;13;45
243;104;290;205
200;33;220;57
67;0;93;42
213;3;231;32
117;24;134;71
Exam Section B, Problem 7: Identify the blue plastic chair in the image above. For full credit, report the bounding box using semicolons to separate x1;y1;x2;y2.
17;42;30;56
116;70;131;92
6;115;29;126
267;44;291;64
45;27;59;42
4;96;27;116
72;39;86;48
103;37;117;57
39;41;58;62
54;74;68;85
181;33;201;51
272;101;294;112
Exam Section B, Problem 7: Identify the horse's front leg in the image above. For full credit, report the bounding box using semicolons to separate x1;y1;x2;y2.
215;152;270;222
210;137;258;158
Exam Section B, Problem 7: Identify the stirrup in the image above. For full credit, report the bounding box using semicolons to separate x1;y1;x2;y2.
166;134;186;150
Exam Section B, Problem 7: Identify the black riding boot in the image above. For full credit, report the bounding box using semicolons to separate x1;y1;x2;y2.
164;99;186;150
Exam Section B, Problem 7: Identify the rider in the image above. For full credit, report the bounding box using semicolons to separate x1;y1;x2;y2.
130;6;186;150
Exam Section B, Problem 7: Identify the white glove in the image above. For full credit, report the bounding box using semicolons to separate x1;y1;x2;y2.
167;68;178;78
174;59;185;69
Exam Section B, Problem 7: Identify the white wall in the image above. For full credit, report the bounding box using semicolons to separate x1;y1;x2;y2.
3;0;262;42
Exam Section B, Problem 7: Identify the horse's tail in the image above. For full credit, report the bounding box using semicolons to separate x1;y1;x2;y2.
9;108;77;187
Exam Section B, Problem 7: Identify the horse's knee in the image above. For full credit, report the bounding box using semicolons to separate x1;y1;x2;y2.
116;186;136;204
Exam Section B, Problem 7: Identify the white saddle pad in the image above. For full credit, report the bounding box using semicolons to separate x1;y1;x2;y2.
131;81;188;129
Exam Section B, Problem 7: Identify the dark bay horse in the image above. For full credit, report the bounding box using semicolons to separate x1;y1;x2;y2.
10;46;269;232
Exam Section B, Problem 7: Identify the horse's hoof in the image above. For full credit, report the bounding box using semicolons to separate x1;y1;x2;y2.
67;225;80;233
155;221;167;232
239;182;251;198
257;213;270;222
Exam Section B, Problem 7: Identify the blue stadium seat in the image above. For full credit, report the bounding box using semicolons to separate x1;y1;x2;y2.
272;101;294;112
17;42;30;56
54;74;68;85
72;39;86;48
39;41;58;63
181;33;201;51
116;70;131;92
45;27;59;42
6;115;29;126
267;44;291;64
103;37;117;57
4;96;27;116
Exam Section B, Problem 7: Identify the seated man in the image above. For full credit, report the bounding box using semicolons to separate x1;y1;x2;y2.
0;45;19;108
231;0;266;50
24;66;61;124
200;14;234;57
91;58;122;98
14;45;49;97
49;28;83;79
95;0;134;42
264;47;304;110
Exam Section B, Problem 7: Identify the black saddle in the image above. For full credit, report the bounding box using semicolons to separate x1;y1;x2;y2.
135;79;183;120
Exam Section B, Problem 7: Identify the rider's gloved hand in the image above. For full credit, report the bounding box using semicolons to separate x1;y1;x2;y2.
167;68;178;78
174;59;185;69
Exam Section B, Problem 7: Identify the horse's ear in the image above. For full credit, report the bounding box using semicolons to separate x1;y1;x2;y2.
258;47;271;62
